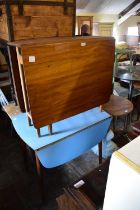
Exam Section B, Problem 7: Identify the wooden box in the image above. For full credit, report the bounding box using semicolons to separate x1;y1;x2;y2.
0;0;75;41
9;36;115;135
0;0;76;111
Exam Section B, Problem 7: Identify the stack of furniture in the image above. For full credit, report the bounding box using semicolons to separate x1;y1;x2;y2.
9;36;115;136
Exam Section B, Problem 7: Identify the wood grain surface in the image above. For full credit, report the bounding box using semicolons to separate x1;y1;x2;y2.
17;37;114;129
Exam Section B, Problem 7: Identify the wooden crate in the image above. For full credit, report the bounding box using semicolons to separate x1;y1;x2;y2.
9;36;115;135
0;0;76;111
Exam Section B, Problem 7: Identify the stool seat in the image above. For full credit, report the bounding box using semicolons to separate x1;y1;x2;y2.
102;95;133;117
102;95;133;132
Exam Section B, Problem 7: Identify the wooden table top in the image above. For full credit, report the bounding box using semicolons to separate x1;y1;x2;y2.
102;95;133;117
16;37;114;128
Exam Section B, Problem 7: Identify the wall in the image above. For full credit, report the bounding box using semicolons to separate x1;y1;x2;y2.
76;11;139;46
117;16;140;45
76;12;118;37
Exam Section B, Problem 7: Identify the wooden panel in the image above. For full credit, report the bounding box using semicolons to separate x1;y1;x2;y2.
10;2;74;41
11;5;74;16
12;14;73;40
99;23;113;37
0;1;75;41
0;5;9;40
7;46;25;112
17;37;114;129
1;0;75;114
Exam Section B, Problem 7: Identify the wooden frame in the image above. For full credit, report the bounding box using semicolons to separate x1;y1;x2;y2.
77;16;93;35
119;0;140;19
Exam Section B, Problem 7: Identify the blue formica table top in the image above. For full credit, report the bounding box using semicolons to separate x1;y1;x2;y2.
12;107;111;151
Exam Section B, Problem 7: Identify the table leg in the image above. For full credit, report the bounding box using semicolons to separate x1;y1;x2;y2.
98;142;102;164
35;153;45;203
19;140;28;170
128;81;133;101
127;81;133;125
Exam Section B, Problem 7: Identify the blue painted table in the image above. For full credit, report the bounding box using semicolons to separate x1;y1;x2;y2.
10;106;111;169
3;104;111;200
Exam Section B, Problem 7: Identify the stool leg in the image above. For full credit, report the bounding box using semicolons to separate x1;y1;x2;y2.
98;142;102;164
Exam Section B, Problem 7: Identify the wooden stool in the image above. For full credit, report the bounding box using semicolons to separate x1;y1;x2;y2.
102;95;133;131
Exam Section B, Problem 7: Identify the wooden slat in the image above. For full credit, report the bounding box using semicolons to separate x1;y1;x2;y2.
11;5;73;16
119;0;140;18
12;15;73;40
16;47;30;113
18;37;114;129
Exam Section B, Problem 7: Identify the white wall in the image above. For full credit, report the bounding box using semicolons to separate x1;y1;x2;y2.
76;11;140;45
117;16;140;45
118;16;140;35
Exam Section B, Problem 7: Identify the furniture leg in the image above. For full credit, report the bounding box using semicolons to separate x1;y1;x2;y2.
48;124;53;135
37;128;40;137
113;116;116;132
35;153;45;203
27;116;32;126
98;142;102;164
19;140;28;170
128;81;133;101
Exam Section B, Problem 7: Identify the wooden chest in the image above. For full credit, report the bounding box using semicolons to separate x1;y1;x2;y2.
0;0;76;111
0;0;75;41
9;36;115;135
